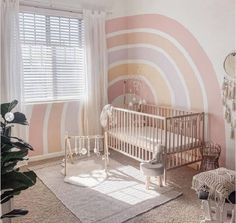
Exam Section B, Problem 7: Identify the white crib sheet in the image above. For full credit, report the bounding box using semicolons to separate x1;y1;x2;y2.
109;126;199;152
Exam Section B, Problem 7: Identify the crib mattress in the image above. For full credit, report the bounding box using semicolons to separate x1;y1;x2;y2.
108;126;199;152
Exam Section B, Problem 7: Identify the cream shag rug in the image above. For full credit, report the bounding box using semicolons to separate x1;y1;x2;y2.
32;157;182;223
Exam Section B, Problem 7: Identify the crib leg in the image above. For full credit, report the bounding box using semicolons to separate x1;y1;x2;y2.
157;176;163;187
64;137;68;176
146;176;150;190
104;132;109;173
163;168;167;186
160;175;163;187
67;139;73;164
230;205;235;223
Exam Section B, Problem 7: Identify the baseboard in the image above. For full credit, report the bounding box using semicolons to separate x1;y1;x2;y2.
29;151;64;162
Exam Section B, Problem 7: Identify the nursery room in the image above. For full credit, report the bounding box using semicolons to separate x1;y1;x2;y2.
0;0;235;222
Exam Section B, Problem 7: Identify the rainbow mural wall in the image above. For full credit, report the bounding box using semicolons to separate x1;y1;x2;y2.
106;14;226;164
26;13;227;166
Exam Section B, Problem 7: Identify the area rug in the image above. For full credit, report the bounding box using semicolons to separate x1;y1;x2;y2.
32;157;182;223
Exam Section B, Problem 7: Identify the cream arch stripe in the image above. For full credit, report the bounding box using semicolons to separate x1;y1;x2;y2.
25;105;33;143
61;102;68;151
65;101;81;138
109;47;189;108
108;63;172;106
107;32;205;111
43;103;52;155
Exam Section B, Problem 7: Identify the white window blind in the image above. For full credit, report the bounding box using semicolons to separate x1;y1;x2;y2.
19;10;85;103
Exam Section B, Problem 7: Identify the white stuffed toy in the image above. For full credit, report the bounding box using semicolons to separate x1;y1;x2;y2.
100;104;113;129
149;144;165;164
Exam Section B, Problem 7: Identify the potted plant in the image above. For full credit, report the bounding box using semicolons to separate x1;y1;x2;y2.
1;100;37;222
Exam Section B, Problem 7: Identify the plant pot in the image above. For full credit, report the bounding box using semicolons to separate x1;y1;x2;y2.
1;199;13;223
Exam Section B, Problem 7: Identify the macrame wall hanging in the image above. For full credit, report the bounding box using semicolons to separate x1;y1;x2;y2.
222;52;236;139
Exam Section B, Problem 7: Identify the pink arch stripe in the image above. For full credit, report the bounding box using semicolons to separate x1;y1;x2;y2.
29;104;47;156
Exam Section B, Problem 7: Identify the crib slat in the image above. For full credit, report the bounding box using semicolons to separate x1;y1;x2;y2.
129;111;131;156
122;112;126;152
173;120;176;154
131;112;133;156
155;119;158;148
144;115;147;160
169;119;172;154
152;116;154;157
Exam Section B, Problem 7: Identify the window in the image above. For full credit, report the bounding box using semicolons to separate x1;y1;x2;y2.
19;9;85;103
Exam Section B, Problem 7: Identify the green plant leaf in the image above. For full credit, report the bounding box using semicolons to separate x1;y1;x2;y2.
1;136;14;153
1;135;11;144
1;188;23;204
2;125;12;137
12;140;33;151
1;100;36;219
9;112;28;125
1;171;37;191
1;103;10;118
1;195;13;204
8;100;18;112
1;100;18;118
2;159;27;172
1;209;28;219
1;135;33;151
1;161;18;175
2;148;28;164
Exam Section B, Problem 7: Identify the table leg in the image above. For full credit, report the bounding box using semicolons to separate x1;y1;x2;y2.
157;175;163;187
146;176;150;190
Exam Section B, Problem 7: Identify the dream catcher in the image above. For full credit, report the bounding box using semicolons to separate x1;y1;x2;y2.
222;52;236;139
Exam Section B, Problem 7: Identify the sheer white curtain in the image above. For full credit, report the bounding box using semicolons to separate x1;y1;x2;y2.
83;9;108;135
1;0;23;109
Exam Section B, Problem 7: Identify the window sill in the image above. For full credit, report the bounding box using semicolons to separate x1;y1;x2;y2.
24;98;83;105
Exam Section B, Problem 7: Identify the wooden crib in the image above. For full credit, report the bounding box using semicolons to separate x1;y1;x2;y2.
104;104;205;184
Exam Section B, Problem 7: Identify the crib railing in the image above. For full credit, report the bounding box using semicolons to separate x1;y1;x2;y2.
165;112;204;169
122;103;193;116
108;106;166;161
140;104;193;117
107;105;204;173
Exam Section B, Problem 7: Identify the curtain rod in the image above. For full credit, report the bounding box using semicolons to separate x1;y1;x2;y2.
19;2;112;15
